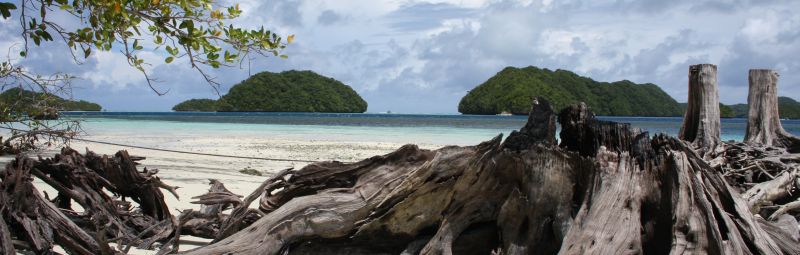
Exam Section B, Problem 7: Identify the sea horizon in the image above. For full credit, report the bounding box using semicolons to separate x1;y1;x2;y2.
59;111;800;145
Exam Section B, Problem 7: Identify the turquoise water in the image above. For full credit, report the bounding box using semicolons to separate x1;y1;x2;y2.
62;112;800;145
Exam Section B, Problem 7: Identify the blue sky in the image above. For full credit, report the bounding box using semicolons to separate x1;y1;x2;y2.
2;0;799;113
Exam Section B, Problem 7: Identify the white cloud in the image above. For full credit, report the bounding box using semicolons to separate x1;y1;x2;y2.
81;51;164;91
2;0;799;112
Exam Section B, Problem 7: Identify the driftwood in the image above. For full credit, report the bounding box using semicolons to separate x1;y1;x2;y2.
679;64;721;157
745;69;800;153
0;148;180;254
2;95;800;254
184;99;800;255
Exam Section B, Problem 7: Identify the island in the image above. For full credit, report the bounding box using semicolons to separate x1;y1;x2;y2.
727;96;800;119
172;70;368;113
458;66;683;116
678;97;800;119
0;87;102;112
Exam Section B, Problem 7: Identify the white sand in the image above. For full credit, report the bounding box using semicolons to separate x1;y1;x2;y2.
1;129;449;253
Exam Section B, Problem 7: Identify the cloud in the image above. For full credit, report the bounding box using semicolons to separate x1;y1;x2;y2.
317;10;343;25
384;2;477;32
1;0;799;112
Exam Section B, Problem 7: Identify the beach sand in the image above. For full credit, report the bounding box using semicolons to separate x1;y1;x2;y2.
0;129;451;253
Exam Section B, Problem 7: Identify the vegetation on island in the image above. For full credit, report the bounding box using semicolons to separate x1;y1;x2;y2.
171;99;219;112
0;87;102;114
174;70;367;113
725;97;800;119
458;66;683;116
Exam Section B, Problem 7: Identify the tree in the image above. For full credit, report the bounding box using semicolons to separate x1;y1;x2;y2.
0;0;291;151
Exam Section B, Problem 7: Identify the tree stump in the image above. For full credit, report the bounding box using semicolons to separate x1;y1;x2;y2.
679;64;721;156
185;99;800;255
745;69;800;153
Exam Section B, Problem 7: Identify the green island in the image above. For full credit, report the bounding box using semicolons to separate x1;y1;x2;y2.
726;97;800;119
0;87;102;113
679;97;800;119
459;66;800;119
173;70;367;113
458;66;683;116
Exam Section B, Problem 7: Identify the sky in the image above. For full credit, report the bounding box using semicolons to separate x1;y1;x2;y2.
1;0;799;113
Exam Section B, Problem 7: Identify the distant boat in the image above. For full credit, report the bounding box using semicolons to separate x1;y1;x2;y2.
497;111;513;116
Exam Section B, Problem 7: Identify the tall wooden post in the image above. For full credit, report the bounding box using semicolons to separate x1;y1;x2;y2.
745;69;799;152
679;64;721;154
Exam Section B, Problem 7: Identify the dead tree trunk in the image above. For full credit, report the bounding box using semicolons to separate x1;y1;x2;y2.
186;98;800;255
745;69;800;153
679;64;721;156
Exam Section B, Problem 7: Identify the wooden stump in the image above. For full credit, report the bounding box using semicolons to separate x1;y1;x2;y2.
745;69;800;153
679;64;721;156
185;99;800;255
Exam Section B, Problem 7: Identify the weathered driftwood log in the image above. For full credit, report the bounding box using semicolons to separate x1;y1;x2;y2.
745;69;800;153
179;179;240;239
710;139;800;228
0;148;180;254
214;168;291;242
187;99;800;255
1;157;106;254
679;64;721;156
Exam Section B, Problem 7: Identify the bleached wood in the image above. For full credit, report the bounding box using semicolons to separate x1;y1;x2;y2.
745;69;800;153
679;64;721;156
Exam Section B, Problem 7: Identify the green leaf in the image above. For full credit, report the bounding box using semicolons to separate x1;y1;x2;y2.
0;2;15;19
132;40;143;50
19;51;26;57
165;56;173;63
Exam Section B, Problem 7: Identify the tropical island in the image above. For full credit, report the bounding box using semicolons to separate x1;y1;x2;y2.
728;97;800;119
173;70;367;113
458;66;683;116
0;87;102;112
459;66;800;119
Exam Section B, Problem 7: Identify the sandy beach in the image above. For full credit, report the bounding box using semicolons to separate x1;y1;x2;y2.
2;130;448;209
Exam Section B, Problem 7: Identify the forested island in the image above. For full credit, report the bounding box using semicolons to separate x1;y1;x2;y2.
678;97;800;119
459;66;800;119
459;66;683;116
728;97;800;119
0;87;102;112
173;70;367;113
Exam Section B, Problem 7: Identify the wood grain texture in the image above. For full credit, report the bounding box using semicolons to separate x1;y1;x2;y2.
679;64;721;157
745;69;800;153
184;99;799;255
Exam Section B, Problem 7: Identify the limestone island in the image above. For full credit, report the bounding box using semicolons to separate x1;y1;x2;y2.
460;66;800;119
458;66;683;116
0;87;102;119
173;70;368;113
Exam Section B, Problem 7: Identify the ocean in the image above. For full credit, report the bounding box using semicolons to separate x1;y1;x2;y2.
62;112;800;146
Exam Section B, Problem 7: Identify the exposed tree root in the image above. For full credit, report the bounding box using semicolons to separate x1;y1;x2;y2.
184;100;800;255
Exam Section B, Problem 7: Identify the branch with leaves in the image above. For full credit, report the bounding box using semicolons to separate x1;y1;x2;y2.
0;0;291;153
1;0;293;95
